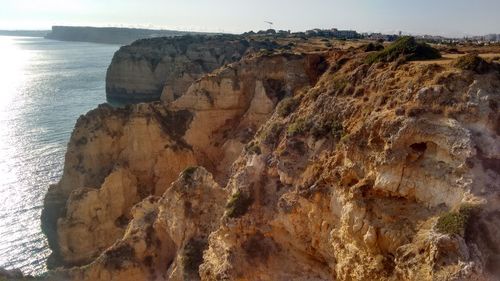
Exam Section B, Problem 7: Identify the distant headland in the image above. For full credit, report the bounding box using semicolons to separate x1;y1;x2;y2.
44;26;208;45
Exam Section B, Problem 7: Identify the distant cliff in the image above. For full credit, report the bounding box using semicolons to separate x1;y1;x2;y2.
44;26;200;45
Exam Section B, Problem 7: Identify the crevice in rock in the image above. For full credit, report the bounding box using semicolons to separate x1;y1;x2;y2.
410;142;428;153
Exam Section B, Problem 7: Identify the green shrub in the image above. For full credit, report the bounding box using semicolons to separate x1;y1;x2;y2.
182;166;198;181
258;49;274;56
245;142;261;155
103;243;136;269
364;42;384;52
239;39;250;48
329;76;349;94
287;118;309;137
365;36;441;64
311;119;343;139
262;122;284;146
454;53;489;73
277;97;299;117
435;204;479;236
225;190;253;218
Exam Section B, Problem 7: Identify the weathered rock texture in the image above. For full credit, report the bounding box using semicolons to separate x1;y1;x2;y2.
43;38;500;281
199;52;500;281
42;102;198;267
63;167;227;281
105;35;279;102
43;49;324;271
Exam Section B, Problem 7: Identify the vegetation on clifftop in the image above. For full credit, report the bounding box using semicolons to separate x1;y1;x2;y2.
453;53;490;73
366;36;441;64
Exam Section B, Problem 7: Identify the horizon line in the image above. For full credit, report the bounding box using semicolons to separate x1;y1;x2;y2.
0;24;498;39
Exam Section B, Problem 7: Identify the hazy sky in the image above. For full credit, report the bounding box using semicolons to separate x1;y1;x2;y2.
0;0;499;37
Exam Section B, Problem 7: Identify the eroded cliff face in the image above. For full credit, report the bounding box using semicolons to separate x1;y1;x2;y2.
59;167;227;281
42;103;198;267
43;39;500;281
169;52;324;184
42;50;324;271
105;35;280;102
199;52;500;281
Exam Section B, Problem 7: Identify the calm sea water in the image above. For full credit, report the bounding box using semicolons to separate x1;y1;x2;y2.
0;36;119;275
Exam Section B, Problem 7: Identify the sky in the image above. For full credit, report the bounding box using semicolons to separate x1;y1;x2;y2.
0;0;499;37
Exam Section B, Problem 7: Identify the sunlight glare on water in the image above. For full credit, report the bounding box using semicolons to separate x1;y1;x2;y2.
0;36;118;276
0;37;30;106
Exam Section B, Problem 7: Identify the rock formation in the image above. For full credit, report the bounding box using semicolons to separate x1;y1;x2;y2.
62;167;227;281
199;51;500;281
43;47;325;272
105;35;280;102
41;103;198;268
0;268;26;280
42;36;500;281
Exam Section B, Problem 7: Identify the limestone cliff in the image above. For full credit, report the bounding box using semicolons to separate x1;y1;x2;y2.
105;35;280;102
42;103;198;268
42;37;500;281
200;52;500;281
42;49;324;271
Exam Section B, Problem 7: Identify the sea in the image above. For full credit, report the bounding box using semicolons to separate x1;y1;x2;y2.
0;36;119;276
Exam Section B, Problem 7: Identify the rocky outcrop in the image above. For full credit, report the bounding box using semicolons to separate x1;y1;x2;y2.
105;35;279;102
42;103;198;268
199;51;500;281
43;37;500;281
42;50;323;270
64;167;227;281
169;52;323;183
0;268;25;279
56;168;140;266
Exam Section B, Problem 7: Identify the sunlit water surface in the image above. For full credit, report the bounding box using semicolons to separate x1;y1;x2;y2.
0;36;118;275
